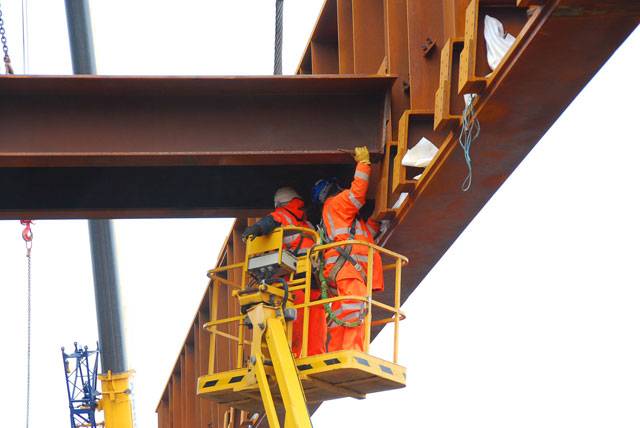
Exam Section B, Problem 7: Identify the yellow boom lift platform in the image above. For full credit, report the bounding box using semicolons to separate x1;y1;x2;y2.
197;227;408;427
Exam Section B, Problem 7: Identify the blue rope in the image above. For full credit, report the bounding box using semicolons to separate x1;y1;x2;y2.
458;94;481;192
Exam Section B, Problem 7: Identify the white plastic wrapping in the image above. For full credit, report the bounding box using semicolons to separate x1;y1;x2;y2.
484;15;516;71
401;137;439;168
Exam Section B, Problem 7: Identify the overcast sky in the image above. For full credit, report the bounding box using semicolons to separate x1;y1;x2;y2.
0;1;638;427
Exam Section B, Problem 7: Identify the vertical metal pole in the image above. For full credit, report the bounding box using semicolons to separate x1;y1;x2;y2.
64;0;95;75
274;0;283;75
64;0;127;375
88;221;127;374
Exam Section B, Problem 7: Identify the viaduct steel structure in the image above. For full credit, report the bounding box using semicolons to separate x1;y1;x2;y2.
0;0;637;427
152;1;638;427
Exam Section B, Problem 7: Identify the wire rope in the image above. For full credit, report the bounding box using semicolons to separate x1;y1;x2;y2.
21;0;27;73
21;221;33;428
25;248;31;428
274;0;283;75
458;94;481;192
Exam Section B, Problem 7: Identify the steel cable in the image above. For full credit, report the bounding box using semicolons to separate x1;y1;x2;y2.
20;220;33;428
21;0;27;73
274;0;283;75
458;94;481;191
25;246;32;428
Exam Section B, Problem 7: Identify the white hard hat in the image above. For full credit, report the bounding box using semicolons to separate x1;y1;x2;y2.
274;187;301;207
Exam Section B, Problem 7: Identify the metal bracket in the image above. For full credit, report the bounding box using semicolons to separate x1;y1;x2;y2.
421;38;436;57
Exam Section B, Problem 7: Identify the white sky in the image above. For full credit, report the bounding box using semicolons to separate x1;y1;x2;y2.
0;1;638;427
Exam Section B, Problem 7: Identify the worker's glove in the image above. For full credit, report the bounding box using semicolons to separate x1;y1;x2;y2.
353;146;370;164
241;224;261;242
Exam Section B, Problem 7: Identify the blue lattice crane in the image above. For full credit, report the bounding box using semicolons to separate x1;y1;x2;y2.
62;343;102;428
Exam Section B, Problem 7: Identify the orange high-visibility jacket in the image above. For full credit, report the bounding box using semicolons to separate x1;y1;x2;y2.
269;198;326;356
322;162;384;292
270;198;315;255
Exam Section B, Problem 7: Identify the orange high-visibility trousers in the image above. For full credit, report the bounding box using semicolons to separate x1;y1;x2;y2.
291;289;327;357
326;264;367;352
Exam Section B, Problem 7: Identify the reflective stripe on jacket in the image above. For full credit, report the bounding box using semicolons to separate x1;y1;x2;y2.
322;162;384;291
270;199;315;255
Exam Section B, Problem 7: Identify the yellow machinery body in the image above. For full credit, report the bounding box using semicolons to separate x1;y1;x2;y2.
98;370;135;428
197;227;408;427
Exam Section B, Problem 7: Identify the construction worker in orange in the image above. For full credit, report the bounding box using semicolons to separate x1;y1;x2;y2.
241;187;327;357
312;146;384;352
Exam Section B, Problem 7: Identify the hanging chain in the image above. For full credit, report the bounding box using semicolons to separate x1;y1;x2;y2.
0;2;14;74
20;220;33;428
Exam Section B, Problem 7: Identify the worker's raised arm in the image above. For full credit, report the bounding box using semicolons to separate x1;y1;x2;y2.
332;147;372;218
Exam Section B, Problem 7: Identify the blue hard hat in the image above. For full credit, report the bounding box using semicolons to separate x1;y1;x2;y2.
311;179;337;205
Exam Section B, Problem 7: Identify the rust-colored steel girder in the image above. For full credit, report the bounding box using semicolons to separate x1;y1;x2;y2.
157;1;638;426
0;75;392;219
379;1;640;315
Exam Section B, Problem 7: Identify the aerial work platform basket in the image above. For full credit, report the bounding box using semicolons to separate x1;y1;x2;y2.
196;226;408;427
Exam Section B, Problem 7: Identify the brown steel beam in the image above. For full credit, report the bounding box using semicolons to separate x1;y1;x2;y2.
155;220;250;428
0;75;393;219
110;1;635;426
0;75;391;167
380;1;639;316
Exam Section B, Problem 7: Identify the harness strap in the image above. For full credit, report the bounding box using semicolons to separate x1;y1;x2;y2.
314;224;368;328
322;219;367;286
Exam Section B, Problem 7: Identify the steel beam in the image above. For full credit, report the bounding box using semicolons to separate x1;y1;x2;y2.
0;75;391;168
380;0;640;315
155;1;638;425
0;75;392;219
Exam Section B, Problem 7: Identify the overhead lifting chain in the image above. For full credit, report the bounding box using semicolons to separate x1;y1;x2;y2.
20;220;33;428
0;2;14;74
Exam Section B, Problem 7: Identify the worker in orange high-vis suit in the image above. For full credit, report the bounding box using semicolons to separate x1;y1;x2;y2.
311;147;384;352
241;187;327;357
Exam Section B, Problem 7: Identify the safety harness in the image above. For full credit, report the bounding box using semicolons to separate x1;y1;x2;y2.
315;220;368;328
322;220;367;285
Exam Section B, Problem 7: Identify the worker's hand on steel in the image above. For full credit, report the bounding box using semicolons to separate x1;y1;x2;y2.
353;146;370;164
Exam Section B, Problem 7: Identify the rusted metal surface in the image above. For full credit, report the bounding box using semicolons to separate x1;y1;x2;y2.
352;0;386;74
380;0;639;320
406;0;446;110
32;0;640;428
384;0;410;140
157;220;248;428
0;75;391;168
156;1;638;426
0;75;392;219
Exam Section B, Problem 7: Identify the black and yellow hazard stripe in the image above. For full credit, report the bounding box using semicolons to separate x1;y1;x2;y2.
198;350;406;400
294;350;406;384
198;368;251;394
